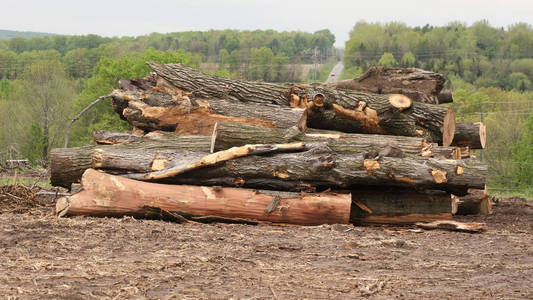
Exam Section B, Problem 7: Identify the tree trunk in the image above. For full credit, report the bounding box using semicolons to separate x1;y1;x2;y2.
110;89;306;134
147;63;456;145
51;133;214;188
56;169;351;226
51;142;487;194
451;122;486;149
454;189;492;215
214;122;461;159
350;188;453;224
293;86;455;145
325;66;447;104
147;62;293;106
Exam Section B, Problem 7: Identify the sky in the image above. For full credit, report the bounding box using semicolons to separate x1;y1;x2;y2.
1;0;533;47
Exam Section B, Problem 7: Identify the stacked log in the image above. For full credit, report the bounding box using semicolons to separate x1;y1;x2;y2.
52;64;489;226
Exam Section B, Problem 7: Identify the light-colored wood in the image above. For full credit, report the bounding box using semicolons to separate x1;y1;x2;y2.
56;169;352;226
451;122;486;149
416;220;487;233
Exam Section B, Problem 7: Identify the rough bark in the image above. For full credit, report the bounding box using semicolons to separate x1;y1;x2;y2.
51;133;213;188
291;85;455;145
93;130;141;145
110;89;306;134
147;63;456;145
325;66;447;104
56;169;351;226
451;122;486;149
51;142;487;194
147;62;293;106
349;188;453;224
454;189;492;215
214;122;461;159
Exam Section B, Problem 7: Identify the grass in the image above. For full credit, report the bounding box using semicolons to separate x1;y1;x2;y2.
0;173;51;189
487;186;533;201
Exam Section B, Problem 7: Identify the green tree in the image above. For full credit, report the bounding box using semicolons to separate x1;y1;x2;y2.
508;72;532;91
6;60;75;162
378;52;397;67
250;47;274;81
400;51;416;67
69;49;194;146
218;48;230;69
510;112;533;188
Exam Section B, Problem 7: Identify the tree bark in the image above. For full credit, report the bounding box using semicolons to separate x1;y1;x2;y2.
214;122;462;159
110;89;306;134
147;62;293;106
147;63;456;145
451;122;486;149
325;66;447;104
350;188;453;224
56;169;352;226
51;133;213;188
51;142;487;194
293;86;455;145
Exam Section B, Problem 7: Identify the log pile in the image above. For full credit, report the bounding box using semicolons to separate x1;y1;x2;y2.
51;64;490;226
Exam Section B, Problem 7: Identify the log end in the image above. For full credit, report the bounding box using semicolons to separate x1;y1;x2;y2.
388;94;412;112
437;89;454;104
441;107;456;146
56;196;70;217
477;122;487;149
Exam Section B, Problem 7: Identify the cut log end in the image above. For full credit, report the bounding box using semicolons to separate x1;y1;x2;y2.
437;89;453;104
388;94;412;112
478;122;487;149
441;107;456;146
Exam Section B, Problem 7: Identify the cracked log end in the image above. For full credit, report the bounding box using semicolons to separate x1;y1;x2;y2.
441;107;456;146
431;170;448;183
388;94;412;112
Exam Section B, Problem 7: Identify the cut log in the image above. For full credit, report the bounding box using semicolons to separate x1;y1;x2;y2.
51;134;213;188
214;122;461;159
147;63;456;145
325;66;446;104
451;122;486;149
350;189;453;224
416;220;487;233
437;89;454;104
93;130;140;145
110;89;307;134
294;86;455;145
454;189;492;215
56;169;351;226
51;141;488;194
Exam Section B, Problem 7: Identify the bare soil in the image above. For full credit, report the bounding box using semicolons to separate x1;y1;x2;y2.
0;191;531;299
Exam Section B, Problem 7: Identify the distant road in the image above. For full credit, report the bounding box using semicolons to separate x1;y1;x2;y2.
325;61;344;83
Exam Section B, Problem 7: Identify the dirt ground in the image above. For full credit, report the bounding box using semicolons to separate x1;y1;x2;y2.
0;189;531;299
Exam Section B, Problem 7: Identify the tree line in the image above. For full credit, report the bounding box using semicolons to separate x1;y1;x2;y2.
343;20;533;91
0;29;336;82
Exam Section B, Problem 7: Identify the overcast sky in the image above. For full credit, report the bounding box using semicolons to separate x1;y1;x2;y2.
2;0;533;47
